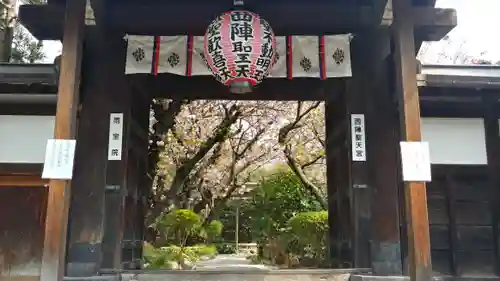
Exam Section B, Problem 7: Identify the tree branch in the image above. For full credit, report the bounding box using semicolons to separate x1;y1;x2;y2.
278;101;327;209
147;100;189;227
166;106;242;201
301;152;324;169
284;145;327;209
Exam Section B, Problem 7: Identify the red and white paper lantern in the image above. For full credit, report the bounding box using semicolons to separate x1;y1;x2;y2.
203;10;277;92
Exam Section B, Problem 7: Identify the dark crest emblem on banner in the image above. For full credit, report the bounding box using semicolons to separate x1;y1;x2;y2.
132;47;145;62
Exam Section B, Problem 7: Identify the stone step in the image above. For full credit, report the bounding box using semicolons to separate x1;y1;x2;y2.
122;268;368;281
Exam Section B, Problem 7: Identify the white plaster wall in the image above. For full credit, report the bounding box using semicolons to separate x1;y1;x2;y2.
0;115;55;163
421;117;487;165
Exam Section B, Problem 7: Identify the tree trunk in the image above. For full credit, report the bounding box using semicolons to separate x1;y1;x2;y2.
0;0;17;62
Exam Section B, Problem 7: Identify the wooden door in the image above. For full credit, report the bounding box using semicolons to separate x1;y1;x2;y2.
0;174;48;281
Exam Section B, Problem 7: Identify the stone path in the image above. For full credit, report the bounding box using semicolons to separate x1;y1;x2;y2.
195;254;275;271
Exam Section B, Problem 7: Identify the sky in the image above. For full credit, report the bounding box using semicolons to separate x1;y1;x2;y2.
39;0;500;64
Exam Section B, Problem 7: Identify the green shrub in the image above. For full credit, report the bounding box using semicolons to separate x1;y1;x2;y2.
249;170;324;243
215;243;237;254
204;220;223;243
288;211;328;261
143;242;176;269
159;209;202;245
143;243;217;269
191;244;218;257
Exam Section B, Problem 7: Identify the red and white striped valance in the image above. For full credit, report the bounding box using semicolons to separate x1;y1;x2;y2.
125;35;352;79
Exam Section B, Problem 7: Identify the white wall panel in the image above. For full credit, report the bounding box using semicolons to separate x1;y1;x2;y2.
0;115;55;163
422;117;487;165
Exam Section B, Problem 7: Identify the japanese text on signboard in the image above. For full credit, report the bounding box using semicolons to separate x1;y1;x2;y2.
351;114;366;162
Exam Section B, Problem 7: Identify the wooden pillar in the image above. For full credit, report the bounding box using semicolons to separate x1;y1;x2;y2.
325;85;354;267
361;31;405;275
65;29;128;276
325;30;401;271
392;0;432;280
40;0;86;280
348;30;404;273
120;91;150;270
481;93;500;276
131;95;151;268
100;32;134;270
347;30;404;274
122;191;137;268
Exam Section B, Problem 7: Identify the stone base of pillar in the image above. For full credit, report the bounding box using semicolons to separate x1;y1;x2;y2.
371;241;403;275
64;275;120;281
351;274;444;281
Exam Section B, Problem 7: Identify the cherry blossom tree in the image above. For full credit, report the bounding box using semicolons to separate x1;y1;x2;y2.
147;100;284;228
277;101;327;209
418;36;496;65
146;99;329;243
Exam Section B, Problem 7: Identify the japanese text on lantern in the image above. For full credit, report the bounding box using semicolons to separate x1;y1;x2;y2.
204;10;276;87
206;15;228;83
351;114;366;162
230;11;254;79
256;18;274;82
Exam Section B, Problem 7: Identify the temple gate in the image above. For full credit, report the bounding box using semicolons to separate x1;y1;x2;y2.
0;0;461;281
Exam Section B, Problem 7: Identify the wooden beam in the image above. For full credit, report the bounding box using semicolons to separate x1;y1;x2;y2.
128;74;332;101
0;83;57;94
392;0;432;280
481;93;500;276
0;163;44;175
412;7;457;41
0;175;48;187
18;4;62;40
419;100;487;118
134;75;492;101
109;4;455;37
108;3;379;35
0;103;56;115
413;7;457;28
19;3;455;41
40;0;85;281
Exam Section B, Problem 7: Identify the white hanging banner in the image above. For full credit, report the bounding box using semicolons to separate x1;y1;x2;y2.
108;113;124;161
351;114;366;162
269;36;287;78
42;139;77;180
124;34;352;78
125;35;154;74
324;34;352;77
400;141;432;182
192;36;211;76
291;36;320;78
158;36;188;76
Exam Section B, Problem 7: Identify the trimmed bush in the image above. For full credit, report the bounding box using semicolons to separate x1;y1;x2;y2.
215;243;237;254
204;220;223;243
288;211;328;261
143;243;217;269
191;244;218;257
159;209;202;245
143;242;175;269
